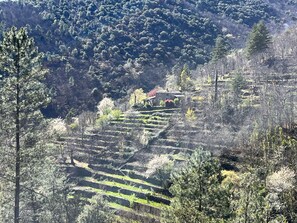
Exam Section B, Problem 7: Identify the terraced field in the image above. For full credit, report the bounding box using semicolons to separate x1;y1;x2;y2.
123;109;238;180
61;105;244;222
60;55;297;222
61;108;179;222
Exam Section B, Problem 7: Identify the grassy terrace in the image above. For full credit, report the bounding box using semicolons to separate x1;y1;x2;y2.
61;134;121;146
119;113;172;119
152;138;210;148
166;130;231;144
98;128;157;134
109;121;168;128
136;108;180;113
82;150;132;159
65;108;180;221
84;177;170;200
75;160;163;189
74;186;166;210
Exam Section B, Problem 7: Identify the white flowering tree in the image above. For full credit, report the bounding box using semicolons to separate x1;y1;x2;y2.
97;97;115;116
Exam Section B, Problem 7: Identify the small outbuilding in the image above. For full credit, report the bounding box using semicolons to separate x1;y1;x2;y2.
145;89;184;107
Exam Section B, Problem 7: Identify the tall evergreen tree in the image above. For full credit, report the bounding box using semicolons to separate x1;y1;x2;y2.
232;172;268;223
246;21;271;57
0;27;49;223
76;195;114;223
162;148;230;223
211;36;229;62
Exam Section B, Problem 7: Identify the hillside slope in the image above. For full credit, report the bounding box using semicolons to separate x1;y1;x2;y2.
60;24;297;221
1;0;297;117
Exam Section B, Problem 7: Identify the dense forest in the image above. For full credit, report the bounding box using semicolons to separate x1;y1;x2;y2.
0;0;297;223
0;0;297;116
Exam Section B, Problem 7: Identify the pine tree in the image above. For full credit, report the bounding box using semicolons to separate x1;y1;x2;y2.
211;36;229;62
232;172;268;223
246;21;271;57
76;195;114;223
162;148;230;223
0;27;49;223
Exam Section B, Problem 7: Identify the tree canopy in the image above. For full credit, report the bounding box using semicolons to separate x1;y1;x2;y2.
211;36;229;62
162;148;230;223
0;27;62;223
0;0;289;116
246;21;271;57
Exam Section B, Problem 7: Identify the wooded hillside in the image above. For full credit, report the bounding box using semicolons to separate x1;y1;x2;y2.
1;1;297;222
1;0;297;117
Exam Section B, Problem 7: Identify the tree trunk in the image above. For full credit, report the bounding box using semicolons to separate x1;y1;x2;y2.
214;70;218;102
31;191;39;223
70;147;75;166
15;59;20;223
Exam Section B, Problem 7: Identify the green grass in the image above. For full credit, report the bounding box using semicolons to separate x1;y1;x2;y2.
122;114;171;120
100;129;157;137
76;161;162;188
99;180;171;200
111;119;169;126
113;119;167;129
169;153;188;161
101;173;159;188
78;186;167;209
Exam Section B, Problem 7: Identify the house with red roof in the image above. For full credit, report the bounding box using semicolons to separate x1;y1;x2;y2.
145;88;184;107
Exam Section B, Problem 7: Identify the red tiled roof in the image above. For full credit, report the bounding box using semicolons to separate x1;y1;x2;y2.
147;88;158;97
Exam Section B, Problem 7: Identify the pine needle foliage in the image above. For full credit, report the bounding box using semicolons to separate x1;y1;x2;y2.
246;21;271;57
0;26;50;223
162;148;230;223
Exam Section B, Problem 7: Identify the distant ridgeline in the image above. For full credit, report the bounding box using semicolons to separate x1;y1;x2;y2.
0;0;296;117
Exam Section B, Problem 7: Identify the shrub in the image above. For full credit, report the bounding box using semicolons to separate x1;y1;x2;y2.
156;161;174;189
109;109;122;120
266;167;295;193
232;73;246;95
97;97;115;116
48;118;67;137
207;75;212;84
185;108;196;121
140;130;150;146
69;122;79;131
96;115;109;128
76;195;114;223
129;88;147;107
221;170;240;188
160;100;165;107
192;96;204;102
173;97;179;106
